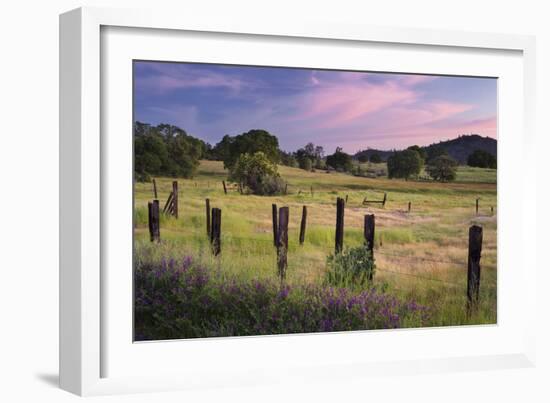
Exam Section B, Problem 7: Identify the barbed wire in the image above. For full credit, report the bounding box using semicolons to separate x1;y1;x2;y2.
376;251;464;266
375;268;464;288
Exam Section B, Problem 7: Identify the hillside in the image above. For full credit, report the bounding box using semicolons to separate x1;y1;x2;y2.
355;134;497;164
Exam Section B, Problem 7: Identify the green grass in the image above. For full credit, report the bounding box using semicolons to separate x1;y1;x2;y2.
134;160;497;328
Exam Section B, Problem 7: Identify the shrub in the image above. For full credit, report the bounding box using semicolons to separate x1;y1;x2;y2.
228;151;286;195
325;246;376;288
134;256;429;340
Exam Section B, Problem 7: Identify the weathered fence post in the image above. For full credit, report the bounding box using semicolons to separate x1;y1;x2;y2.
299;206;307;245
476;198;480;215
345;194;349;203
272;203;278;246
222;181;227;195
491;206;494;216
467;225;483;312
277;207;289;282
172;181;178;218
382;192;387;207
408;201;411;213
148;200;160;242
152;178;158;199
335;197;345;254
310;186;313;197
163;191;173;214
284;184;288;195
205;198;211;236
210;208;221;256
364;214;375;280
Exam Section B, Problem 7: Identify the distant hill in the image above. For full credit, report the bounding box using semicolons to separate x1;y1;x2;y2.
354;134;497;164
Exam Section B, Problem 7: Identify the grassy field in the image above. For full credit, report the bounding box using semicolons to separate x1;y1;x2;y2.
134;160;497;328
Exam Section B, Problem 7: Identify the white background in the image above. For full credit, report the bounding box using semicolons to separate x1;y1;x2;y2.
1;0;548;402
103;25;525;379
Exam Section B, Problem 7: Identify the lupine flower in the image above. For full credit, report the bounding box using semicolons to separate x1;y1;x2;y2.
134;255;430;341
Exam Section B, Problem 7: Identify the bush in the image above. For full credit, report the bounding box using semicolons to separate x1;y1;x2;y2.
426;155;458;182
229;151;286;195
134;256;429;340
325;246;376;288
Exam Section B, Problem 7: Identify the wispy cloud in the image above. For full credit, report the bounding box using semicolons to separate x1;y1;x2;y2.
136;63;252;94
134;62;497;152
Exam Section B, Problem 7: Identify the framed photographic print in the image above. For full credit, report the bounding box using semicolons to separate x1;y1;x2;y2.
60;6;537;396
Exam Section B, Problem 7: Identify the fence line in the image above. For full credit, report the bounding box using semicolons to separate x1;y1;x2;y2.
375;268;464;288
376;251;464;266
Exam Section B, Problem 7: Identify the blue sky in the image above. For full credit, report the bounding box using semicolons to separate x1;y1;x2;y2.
134;61;497;153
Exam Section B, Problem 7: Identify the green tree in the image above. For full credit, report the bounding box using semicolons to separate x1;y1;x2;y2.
358;154;369;163
326;147;353;172
295;142;320;171
467;149;497;169
220;129;280;170
425;145;448;164
134;121;206;180
407;145;427;162
228;152;286;195
387;149;422;180
369;153;382;163
426;155;458;182
279;150;298;167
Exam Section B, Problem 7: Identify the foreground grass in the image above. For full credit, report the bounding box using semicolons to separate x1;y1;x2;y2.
134;160;497;332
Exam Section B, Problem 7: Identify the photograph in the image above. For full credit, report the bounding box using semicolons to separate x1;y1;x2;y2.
132;61;497;341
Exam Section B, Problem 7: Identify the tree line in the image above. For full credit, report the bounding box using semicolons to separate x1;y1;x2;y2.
135;122;496;194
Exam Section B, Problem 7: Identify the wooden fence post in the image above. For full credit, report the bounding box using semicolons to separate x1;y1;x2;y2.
148;200;160;242
299;206;307;245
284;184;288;195
222;181;227;195
364;214;375;280
382;192;387;207
272;203;278;247
310;186;313;197
172;181;178;219
476;198;480;215
467;225;483;312
408;201;411;213
335;197;345;254
163;191;173;214
205;198;211;236
345;194;348;203
277;207;289;282
152;178;158;199
210;208;221;256
491;206;494;216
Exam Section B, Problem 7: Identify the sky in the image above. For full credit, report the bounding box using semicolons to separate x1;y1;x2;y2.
134;61;497;154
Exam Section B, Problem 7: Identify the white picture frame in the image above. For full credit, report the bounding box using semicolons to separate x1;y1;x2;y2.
59;6;537;396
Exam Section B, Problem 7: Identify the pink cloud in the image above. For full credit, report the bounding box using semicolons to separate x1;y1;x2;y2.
293;80;417;128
